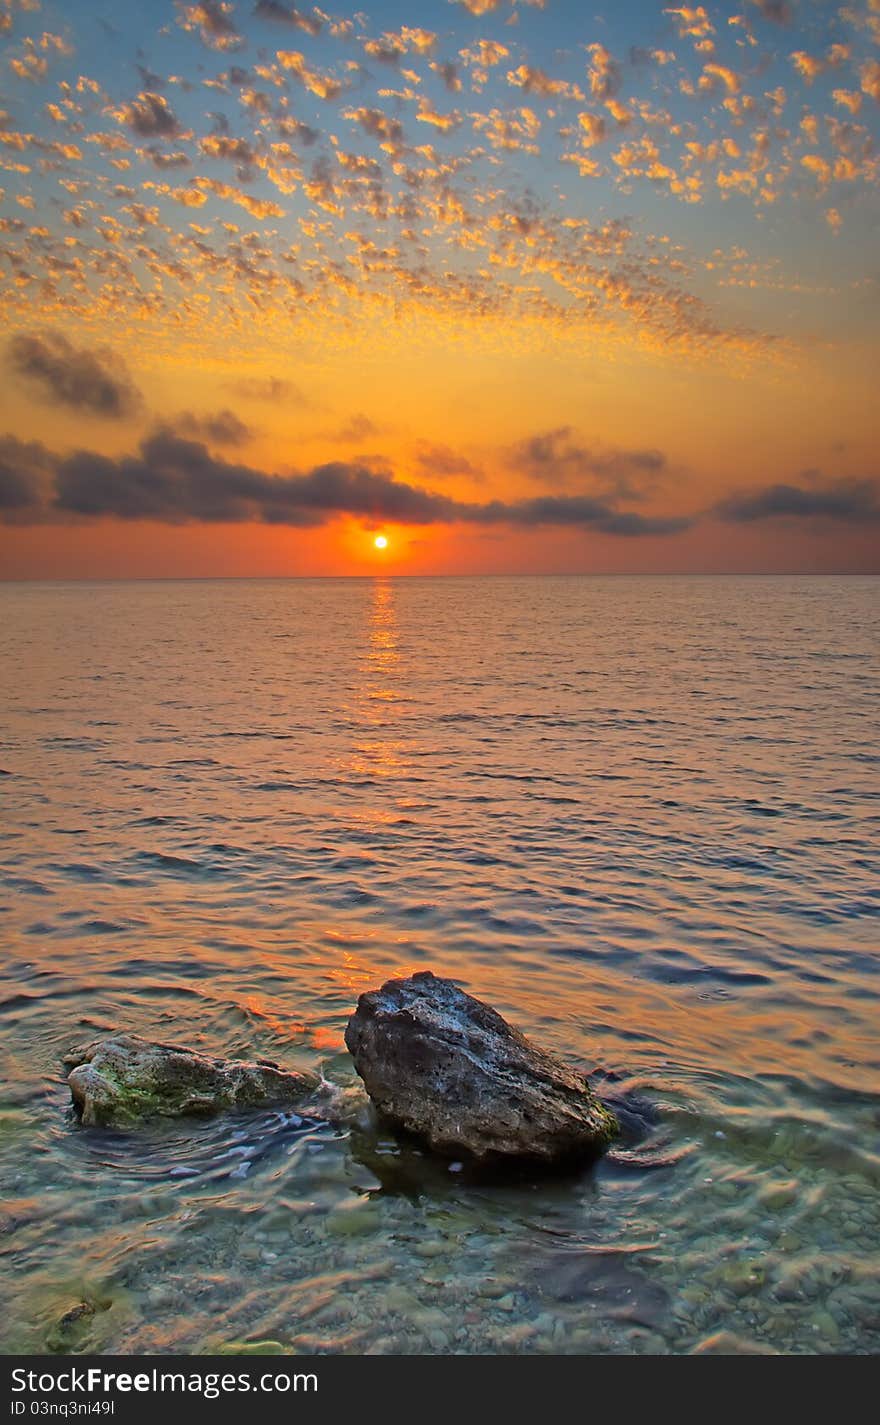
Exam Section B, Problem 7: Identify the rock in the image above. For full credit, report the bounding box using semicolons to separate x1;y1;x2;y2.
46;1302;96;1354
690;1330;779;1355
344;971;618;1166
64;1034;318;1128
811;1310;841;1343
758;1179;798;1212
719;1259;766;1298
324;1204;376;1238
532;1248;670;1328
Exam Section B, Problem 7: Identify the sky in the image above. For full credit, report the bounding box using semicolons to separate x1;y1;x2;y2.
0;0;878;577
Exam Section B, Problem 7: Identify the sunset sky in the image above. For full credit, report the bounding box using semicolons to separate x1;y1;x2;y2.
1;0;878;576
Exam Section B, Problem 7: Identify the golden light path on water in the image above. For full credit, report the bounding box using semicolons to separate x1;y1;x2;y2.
0;574;878;1355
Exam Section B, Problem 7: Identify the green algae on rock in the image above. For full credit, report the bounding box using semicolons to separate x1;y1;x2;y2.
63;1034;318;1128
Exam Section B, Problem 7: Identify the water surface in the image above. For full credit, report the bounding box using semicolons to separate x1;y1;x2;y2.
1;575;878;1355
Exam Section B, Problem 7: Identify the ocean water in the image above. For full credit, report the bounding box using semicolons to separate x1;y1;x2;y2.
1;574;878;1356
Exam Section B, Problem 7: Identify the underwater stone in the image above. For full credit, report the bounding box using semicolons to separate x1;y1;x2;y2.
46;1302;97;1354
690;1330;779;1355
344;971;618;1166
63;1033;318;1128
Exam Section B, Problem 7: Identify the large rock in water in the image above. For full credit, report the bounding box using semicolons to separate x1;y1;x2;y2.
64;1034;317;1128
344;971;618;1166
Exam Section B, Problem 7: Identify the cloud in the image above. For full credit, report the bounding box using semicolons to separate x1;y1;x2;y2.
414;442;481;479
509;427;667;497
50;431;459;526
345;106;405;145
118;92;181;139
750;0;794;24
176;2;243;52
452;0;547;13
329;413;379;443
432;62;462;94
224;376;306;403
715;478;880;524
0;434;51;513
587;44;622;101
862;60;880;104
172;410;254;445
506;65;583;100
194;176;285;218
363;30;437;66
200;133;258;167
700;63;741;96
252;1;323;35
665;6;715;40
7;331;143;418
136;63;166;91
277;50;342;100
496;495;690;535
1;429;693;536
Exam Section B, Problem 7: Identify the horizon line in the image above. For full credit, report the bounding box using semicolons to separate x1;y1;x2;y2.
2;570;879;585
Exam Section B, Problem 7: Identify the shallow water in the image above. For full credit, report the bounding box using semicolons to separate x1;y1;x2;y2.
1;574;878;1356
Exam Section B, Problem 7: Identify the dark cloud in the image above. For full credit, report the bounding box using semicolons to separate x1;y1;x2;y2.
0;435;51;513
7;331;143;419
172;410;254;446
750;0;794;24
414;442;481;479
715;479;880;524
253;1;323;35
199;0;239;36
509;427;666;498
347;108;405;145
50;431;458;526
199;133;258;180
483;494;690;537
330;414;379;443
434;63;462;94
119;92;181;139
144;147;191;170
277;116;320;145
224;375;306;404
363;40;406;68
0;430;695;538
136;63;165;91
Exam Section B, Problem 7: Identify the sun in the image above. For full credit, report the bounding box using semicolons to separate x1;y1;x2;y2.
373;534;388;550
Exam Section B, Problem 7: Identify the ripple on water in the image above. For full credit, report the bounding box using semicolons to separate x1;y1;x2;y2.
0;574;878;1355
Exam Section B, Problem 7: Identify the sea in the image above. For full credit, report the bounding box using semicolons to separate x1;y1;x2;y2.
1;574;878;1355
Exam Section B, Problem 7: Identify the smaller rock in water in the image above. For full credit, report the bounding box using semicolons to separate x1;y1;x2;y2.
344;971;618;1166
46;1300;102;1354
64;1034;318;1128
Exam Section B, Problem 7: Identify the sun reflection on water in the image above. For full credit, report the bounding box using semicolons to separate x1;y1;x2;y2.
348;578;409;782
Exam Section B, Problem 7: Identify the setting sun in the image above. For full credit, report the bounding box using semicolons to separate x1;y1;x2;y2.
374;535;388;551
